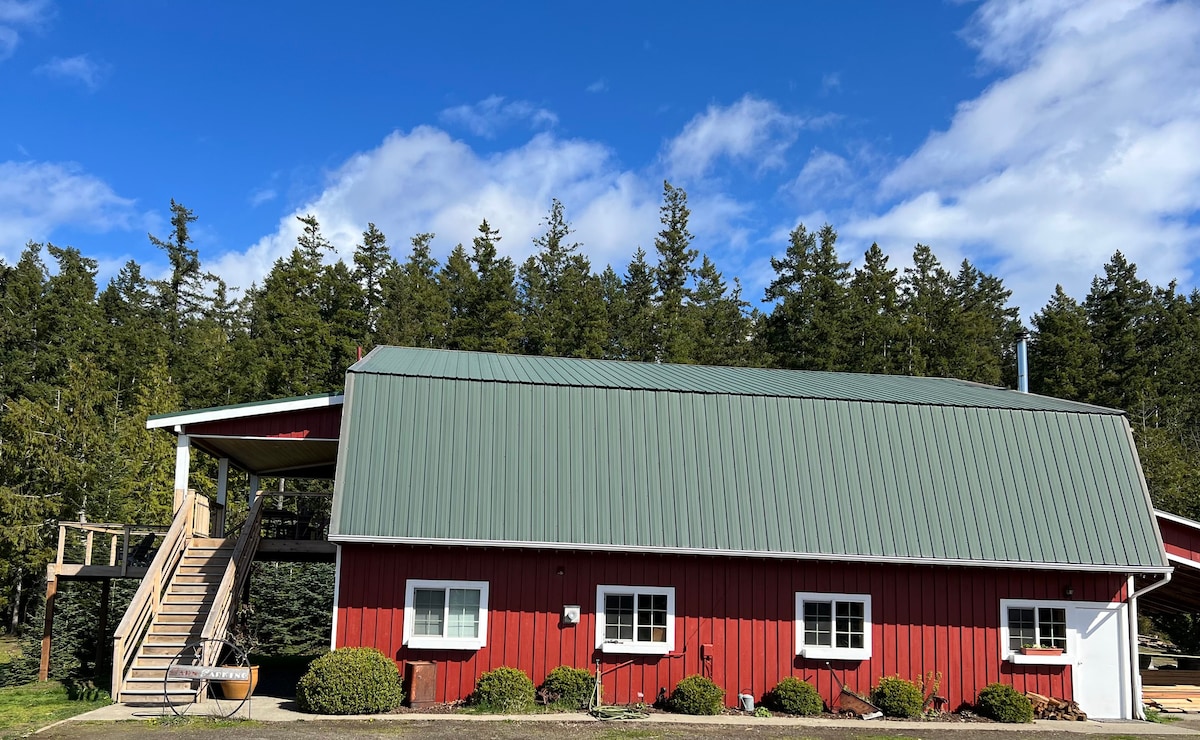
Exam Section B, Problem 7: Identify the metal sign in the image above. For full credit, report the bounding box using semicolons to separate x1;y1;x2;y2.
167;665;250;681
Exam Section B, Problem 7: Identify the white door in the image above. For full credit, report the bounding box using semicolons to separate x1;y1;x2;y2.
1071;605;1129;719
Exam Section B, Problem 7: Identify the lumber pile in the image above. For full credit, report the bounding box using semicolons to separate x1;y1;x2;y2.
1143;685;1200;713
1025;692;1088;721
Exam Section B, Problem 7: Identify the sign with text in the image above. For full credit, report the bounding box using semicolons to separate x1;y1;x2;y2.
166;665;250;681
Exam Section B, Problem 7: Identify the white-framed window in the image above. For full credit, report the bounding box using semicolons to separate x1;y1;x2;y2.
595;585;675;655
402;579;489;650
1000;599;1072;665
795;591;872;660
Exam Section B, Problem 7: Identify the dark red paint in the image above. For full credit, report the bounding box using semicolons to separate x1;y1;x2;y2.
184;406;342;439
335;544;1128;709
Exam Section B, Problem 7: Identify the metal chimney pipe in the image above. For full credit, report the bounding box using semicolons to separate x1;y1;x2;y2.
1016;331;1029;393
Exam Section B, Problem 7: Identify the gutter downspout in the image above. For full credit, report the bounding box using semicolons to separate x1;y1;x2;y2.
1128;571;1172;720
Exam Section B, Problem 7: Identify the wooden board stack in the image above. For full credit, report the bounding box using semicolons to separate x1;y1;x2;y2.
1025;692;1088;721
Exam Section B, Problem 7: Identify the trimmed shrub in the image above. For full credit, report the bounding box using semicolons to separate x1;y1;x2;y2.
977;682;1034;723
764;676;823;716
669;674;725;715
538;665;594;709
471;666;536;713
295;647;403;715
871;676;924;718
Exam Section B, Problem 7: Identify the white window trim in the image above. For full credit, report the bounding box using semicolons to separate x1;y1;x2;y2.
595;584;676;655
403;578;489;650
999;598;1074;666
795;591;872;661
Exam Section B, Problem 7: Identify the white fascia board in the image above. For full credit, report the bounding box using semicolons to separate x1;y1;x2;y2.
146;394;344;430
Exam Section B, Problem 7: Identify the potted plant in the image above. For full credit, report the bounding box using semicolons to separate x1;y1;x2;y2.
218;605;261;700
1019;644;1063;656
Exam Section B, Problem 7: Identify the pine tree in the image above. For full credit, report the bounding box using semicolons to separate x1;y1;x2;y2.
1084;251;1153;410
352;223;395;343
846;243;904;375
379;233;449;348
148;200;206;350
615;248;657;362
689;256;751;366
439;244;479;351
948;260;1021;386
898;244;956;377
1030;285;1099;400
465;220;520;353
654;182;698;363
764;223;850;370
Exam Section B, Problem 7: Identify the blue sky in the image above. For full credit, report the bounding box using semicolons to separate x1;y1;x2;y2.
2;0;1199;319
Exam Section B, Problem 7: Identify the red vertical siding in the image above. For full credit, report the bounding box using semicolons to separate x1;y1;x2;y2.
185;405;342;438
1160;517;1200;563
335;544;1127;710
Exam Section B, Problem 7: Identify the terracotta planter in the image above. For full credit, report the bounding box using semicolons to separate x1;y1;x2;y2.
1019;647;1063;656
217;665;259;700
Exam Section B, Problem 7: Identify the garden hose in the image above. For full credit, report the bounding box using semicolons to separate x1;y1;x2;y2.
587;660;649;721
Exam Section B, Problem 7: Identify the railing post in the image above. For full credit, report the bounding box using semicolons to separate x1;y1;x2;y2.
84;531;93;566
56;525;66;566
121;526;130;577
109;534;118;566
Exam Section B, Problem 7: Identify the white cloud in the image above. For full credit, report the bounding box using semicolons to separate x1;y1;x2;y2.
35;54;108;90
821;72;841;93
664;95;804;180
439;96;558;139
846;0;1200;317
0;160;135;259
0;0;50;61
212;127;664;285
586;79;608;93
248;187;277;207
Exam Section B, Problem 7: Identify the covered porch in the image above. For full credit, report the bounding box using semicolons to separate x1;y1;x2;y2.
1138;510;1200;713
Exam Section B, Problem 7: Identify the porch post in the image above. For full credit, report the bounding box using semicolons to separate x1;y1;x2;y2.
216;458;229;537
38;569;57;681
248;474;259;507
173;434;191;512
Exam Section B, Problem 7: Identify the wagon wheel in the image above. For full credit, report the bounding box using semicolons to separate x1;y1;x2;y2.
162;637;251;718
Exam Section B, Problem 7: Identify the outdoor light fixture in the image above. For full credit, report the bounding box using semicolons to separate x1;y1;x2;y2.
1064;585;1074;598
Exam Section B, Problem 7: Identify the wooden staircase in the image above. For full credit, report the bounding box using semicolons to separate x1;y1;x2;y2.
111;490;264;705
116;539;233;703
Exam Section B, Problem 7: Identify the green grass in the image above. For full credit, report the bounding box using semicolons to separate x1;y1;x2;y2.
597;730;668;740
1145;708;1181;724
0;681;110;739
0;637;18;665
146;715;261;729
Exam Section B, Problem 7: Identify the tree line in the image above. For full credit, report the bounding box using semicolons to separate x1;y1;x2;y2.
1;181;1198;660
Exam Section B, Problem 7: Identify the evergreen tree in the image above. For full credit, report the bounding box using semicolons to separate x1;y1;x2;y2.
615;248;657;362
764;223;850;370
1030;285;1099;400
378;233;449;348
689;256;751;366
898;244;956;377
948;260;1022;386
148;200;206;351
352;223;395;343
654;182;698;363
439;244;479;351
1084;251;1153;410
846;243;904;374
0;245;48;399
465;220;520;353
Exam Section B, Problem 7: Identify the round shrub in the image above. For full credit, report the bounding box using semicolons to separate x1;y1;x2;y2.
764;676;823;715
538;665;594;709
295;647;403;715
871;676;924;718
471;666;536;713
977;682;1034;723
669;674;725;715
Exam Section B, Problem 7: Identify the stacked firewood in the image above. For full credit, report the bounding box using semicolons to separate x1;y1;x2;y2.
1025;692;1088;721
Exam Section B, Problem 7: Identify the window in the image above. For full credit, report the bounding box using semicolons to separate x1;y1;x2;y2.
795;592;871;660
999;600;1072;665
595;585;675;655
403;579;489;650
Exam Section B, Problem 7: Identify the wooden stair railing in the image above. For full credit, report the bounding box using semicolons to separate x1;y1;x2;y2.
110;489;201;700
198;491;265;667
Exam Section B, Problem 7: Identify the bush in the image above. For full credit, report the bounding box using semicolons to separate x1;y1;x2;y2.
295;647;403;714
471;666;536;713
871;676;924;718
764;676;823;715
538;665;594;709
668;674;725;715
976;682;1034;723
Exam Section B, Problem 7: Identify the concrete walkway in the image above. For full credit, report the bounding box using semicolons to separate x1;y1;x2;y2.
58;696;1200;735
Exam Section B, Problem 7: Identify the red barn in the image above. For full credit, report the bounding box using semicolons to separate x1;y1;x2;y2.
327;347;1169;719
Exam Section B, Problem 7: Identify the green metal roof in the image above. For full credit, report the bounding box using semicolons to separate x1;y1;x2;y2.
331;347;1166;570
350;347;1121;414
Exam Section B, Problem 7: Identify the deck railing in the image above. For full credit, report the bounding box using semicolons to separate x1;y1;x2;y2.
199;491;266;668
109;490;204;699
53;522;170;576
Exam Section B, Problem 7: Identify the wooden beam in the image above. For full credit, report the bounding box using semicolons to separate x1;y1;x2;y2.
39;573;57;681
173;434;190;511
94;580;110;677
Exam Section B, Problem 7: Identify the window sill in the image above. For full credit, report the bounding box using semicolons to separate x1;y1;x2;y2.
1006;653;1071;666
799;647;870;661
404;637;485;650
599;641;672;655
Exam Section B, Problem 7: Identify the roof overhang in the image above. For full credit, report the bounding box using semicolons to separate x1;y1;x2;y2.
149;393;344;478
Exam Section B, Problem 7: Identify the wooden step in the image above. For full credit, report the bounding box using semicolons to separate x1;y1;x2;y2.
149;626;203;639
155;612;208;624
172;574;223;585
